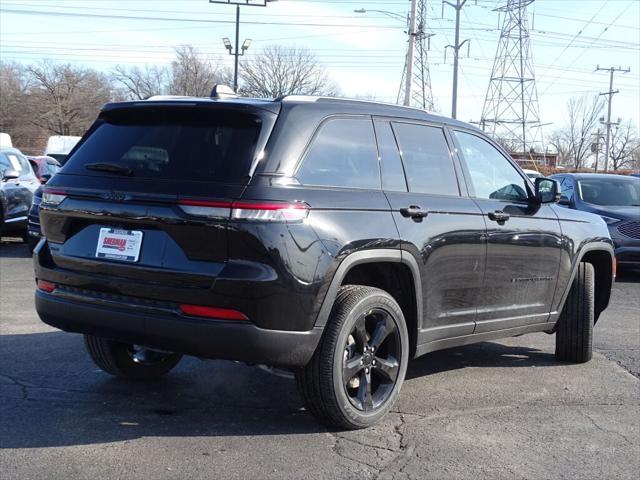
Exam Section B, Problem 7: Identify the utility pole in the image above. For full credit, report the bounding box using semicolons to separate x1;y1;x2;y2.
395;0;435;109
443;0;470;119
596;65;630;172
404;0;419;106
590;128;604;172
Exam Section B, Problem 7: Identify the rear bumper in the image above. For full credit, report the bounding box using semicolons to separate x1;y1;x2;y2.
35;290;322;368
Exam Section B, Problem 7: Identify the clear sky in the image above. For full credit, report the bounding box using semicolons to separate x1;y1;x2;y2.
1;0;638;143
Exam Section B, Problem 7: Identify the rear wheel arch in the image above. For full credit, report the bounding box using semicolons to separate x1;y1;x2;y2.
314;250;422;358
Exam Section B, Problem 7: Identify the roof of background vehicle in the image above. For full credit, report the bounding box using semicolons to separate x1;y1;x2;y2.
28;155;61;166
551;173;640;181
0;147;25;155
100;95;478;131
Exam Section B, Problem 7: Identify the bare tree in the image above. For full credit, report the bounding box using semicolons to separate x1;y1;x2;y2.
609;120;638;171
0;62;38;150
112;64;169;100
548;130;572;166
556;95;605;169
169;45;230;96
240;45;338;98
27;61;112;137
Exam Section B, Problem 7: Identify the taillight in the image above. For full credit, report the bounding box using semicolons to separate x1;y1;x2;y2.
178;199;309;223
231;201;309;222
179;304;248;321
42;188;67;206
36;279;56;293
178;199;231;218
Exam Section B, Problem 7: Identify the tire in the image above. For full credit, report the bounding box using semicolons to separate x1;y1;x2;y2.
296;285;409;430
555;262;594;363
84;335;182;380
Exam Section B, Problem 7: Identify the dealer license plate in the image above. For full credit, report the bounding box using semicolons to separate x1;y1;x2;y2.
95;228;143;262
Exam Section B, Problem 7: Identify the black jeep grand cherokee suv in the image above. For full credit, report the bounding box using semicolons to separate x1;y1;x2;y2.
34;94;614;429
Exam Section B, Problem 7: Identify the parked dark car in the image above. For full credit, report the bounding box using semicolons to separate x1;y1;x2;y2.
551;173;640;269
34;93;614;429
1;147;39;240
26;185;43;252
27;155;61;184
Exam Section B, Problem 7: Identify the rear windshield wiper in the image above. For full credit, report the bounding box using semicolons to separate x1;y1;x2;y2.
84;162;132;176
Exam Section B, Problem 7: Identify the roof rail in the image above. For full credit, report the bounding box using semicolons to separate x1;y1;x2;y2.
278;95;431;113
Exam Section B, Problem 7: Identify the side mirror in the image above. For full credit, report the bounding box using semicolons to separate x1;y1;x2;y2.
558;195;572;206
40;174;52;184
534;177;560;204
2;169;20;181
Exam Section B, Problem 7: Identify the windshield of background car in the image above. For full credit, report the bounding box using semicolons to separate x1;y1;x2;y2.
62;108;264;183
578;178;640;206
2;151;33;176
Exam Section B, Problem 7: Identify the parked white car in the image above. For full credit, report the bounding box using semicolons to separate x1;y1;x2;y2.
523;168;543;181
44;135;81;165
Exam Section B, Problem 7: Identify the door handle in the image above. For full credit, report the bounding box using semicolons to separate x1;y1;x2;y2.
400;205;429;219
488;210;510;223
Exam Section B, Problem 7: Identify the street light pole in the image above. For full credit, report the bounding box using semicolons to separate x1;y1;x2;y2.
210;1;274;93
233;4;240;91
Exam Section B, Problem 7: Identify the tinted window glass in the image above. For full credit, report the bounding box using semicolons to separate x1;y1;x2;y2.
374;121;407;192
559;177;575;200
4;152;33;177
578;178;640;206
454;131;529;202
297;118;380;189
63;108;263;183
391;123;459;196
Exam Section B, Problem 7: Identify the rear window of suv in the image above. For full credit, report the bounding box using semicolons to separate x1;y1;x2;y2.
63;107;264;183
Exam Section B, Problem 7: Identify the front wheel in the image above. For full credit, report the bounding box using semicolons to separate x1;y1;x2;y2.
296;285;409;430
555;262;594;363
84;335;182;380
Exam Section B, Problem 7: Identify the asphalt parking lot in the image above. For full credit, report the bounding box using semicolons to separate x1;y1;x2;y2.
1;238;639;480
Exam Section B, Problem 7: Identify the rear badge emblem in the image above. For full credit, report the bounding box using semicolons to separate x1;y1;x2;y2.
102;191;130;202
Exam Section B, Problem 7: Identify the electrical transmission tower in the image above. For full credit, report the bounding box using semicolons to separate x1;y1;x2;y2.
480;0;543;154
397;0;435;110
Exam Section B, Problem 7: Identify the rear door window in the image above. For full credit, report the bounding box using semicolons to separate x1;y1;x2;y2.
391;123;460;196
296;117;380;189
62;108;264;183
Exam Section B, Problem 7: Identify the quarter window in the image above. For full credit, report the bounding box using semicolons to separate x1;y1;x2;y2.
391;123;459;196
454;131;529;202
297;118;380;189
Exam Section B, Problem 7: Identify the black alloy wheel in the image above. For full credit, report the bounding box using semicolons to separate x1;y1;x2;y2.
296;285;409;429
342;308;401;411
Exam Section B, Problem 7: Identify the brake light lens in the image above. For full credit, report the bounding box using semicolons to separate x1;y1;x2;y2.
179;304;248;321
178;199;231;218
36;279;56;293
42;189;67;206
231;201;309;222
178;199;309;223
